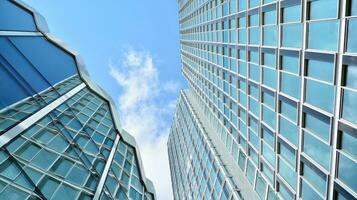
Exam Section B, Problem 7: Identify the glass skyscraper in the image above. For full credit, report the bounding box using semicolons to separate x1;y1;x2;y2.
0;0;155;199
169;0;357;199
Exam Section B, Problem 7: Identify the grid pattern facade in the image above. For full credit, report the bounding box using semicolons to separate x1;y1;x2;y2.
0;0;155;199
174;0;357;199
168;91;241;200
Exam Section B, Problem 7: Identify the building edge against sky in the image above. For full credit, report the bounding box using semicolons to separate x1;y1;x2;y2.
169;0;357;200
0;0;155;199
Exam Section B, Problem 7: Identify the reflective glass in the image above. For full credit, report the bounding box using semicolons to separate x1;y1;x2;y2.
341;131;357;158
264;10;276;25
345;65;357;90
249;0;260;8
263;26;277;46
305;112;330;142
263;67;277;88
305;79;334;113
282;4;301;23
303;132;331;170
307;59;334;82
249;27;260;45
301;179;324;200
308;0;338;20
238;0;247;11
282;24;302;48
281;55;299;74
302;163;326;195
347;19;357;52
0;1;36;31
308;20;339;51
337;153;357;191
280;100;297;122
279;158;297;189
279;116;298;145
280;72;300;99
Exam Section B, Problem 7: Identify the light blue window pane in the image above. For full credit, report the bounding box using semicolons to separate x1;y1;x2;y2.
282;4;301;23
250;14;259;26
280;142;296;167
52;184;79;200
345;65;357;89
255;174;267;200
249;98;260;117
341;91;357;137
263;143;275;167
279;116;298;145
264;10;276;25
263;128;274;147
249;131;260;150
264;0;276;4
305;79;335;113
303;163;326;194
263;67;277;89
263;92;275;108
309;0;338;20
347;19;357;52
303;132;331;170
281;55;299;74
250;51;259;63
337;153;357;191
341;131;357;158
263;106;276;129
307;59;334;83
238;0;247;11
279;158;297;189
0;1;36;31
249;0;260;8
282;24;302;48
239;61;247;76
305;112;330;142
249;64;260;82
246;160;256;184
263;26;277;46
280;100;297;122
280;72;300;99
279;184;294;200
239;29;247;44
239;17;246;28
351;0;357;16
263;52;276;67
230;0;237;14
10;36;78;85
249;27;260;45
308;20;339;51
301;180;324;200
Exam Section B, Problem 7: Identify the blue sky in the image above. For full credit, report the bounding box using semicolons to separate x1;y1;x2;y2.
22;0;185;199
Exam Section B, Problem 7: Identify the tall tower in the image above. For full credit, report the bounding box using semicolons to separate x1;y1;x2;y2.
169;0;357;199
0;0;155;199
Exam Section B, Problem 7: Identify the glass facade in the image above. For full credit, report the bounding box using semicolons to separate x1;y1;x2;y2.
0;1;155;200
170;0;357;199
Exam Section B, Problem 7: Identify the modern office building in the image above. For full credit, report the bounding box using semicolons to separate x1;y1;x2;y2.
0;0;155;199
169;0;357;199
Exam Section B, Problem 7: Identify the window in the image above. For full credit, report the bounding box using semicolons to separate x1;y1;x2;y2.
238;0;247;11
342;64;357;124
308;0;338;20
0;1;36;31
304;112;331;142
308;20;339;51
255;174;267;199
281;54;300;74
264;9;276;25
303;131;331;170
305;79;335;113
278;157;297;189
263;25;277;46
337;153;357;191
280;100;297;122
302;162;327;196
249;27;260;45
249;0;260;8
279;116;298;145
347;19;357;52
282;24;302;48
306;58;334;83
263;67;277;88
282;4;301;23
348;0;357;16
280;72;301;99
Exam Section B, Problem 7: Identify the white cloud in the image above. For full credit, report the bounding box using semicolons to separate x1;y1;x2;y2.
109;48;179;200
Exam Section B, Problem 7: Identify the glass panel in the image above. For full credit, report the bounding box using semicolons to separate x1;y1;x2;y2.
0;1;36;31
279;158;297;189
343;89;357;124
301;179;324;200
347;19;357;52
308;0;338;20
341;131;357;158
280;72;300;99
282;4;301;23
263;26;277;46
337;153;357;191
307;59;334;83
345;65;357;90
303;132;331;170
282;24;302;48
302;163;327;195
279;116;298;145
280;100;297;122
305;79;334;113
304;112;330;142
308;20;339;51
281;54;299;74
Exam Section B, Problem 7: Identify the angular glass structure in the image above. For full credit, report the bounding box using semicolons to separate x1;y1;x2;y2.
0;0;156;199
169;0;357;199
